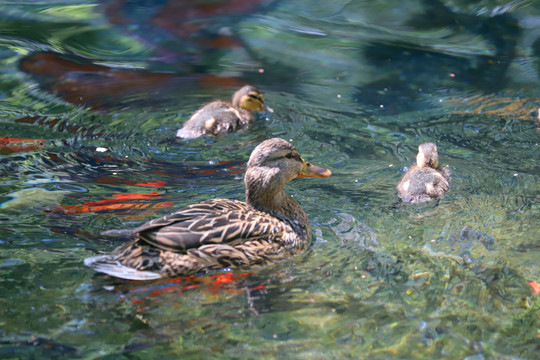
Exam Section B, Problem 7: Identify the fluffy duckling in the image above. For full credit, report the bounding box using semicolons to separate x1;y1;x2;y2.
176;85;266;139
85;138;331;280
397;142;450;203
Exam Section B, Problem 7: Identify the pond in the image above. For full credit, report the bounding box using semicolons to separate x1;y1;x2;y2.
0;0;539;358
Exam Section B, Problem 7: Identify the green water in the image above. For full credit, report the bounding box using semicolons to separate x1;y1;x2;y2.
0;0;539;358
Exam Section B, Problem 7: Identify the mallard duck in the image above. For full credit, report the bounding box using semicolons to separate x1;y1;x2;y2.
84;138;331;280
176;85;266;139
397;142;450;203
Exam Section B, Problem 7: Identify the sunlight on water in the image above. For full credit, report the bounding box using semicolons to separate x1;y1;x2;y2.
0;0;539;358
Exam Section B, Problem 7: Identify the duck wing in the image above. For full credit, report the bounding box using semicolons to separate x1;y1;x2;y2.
133;199;287;252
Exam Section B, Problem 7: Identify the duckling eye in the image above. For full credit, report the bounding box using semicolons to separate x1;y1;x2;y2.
248;93;264;103
285;153;293;159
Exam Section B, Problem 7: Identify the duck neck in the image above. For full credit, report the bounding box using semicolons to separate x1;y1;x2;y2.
244;167;311;242
246;184;290;216
244;169;305;222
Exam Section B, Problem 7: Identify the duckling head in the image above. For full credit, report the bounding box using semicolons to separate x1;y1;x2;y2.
245;138;331;208
232;85;265;111
416;142;439;169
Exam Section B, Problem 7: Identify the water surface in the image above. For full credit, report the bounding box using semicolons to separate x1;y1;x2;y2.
0;0;539;358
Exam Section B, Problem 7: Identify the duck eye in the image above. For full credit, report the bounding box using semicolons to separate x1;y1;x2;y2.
285;152;302;161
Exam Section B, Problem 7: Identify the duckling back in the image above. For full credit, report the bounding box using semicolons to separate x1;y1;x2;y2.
177;101;255;139
397;166;450;203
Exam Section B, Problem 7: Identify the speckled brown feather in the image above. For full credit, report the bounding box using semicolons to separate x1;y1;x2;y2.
88;199;303;279
134;199;291;251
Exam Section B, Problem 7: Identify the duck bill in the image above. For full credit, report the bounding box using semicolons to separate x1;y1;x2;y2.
297;161;332;178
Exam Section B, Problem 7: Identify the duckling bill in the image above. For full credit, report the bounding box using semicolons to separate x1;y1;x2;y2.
85;138;331;280
397;142;450;203
176;85;266;139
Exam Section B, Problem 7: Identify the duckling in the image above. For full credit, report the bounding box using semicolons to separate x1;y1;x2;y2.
84;138;331;280
397;142;450;203
176;85;266;139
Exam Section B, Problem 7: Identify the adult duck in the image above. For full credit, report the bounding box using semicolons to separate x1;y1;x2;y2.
85;138;331;280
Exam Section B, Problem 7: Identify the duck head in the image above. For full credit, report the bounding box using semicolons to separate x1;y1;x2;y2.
245;138;331;211
416;142;439;169
232;85;265;111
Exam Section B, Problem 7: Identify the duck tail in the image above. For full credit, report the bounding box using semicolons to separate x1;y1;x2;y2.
84;255;162;281
101;229;136;238
440;165;452;181
176;127;201;139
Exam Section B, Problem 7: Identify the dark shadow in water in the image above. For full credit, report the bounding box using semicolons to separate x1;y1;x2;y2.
408;0;522;90
19;50;301;112
356;0;523;113
533;37;540;76
19;52;242;110
100;0;282;68
0;335;77;358
16;0;302;111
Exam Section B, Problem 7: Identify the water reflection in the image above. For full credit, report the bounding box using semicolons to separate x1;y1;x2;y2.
0;0;539;358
